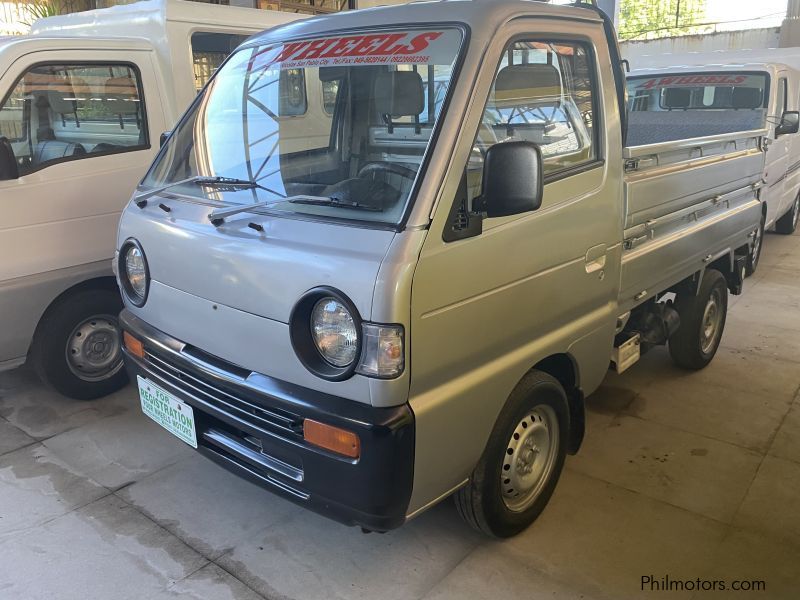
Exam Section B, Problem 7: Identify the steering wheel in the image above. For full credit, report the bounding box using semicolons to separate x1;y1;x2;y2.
357;161;418;182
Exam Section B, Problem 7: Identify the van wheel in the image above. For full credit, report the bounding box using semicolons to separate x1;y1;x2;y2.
668;269;727;370
775;195;799;235
454;371;568;538
746;215;765;276
31;289;128;400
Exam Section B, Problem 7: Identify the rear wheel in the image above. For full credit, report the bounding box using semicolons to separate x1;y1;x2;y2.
746;215;765;276
775;195;800;235
455;371;568;538
668;269;728;370
30;288;128;400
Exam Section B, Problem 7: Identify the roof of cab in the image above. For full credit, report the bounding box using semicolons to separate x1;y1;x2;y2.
248;0;604;46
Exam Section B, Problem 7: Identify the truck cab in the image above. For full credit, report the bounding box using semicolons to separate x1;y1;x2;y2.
0;0;298;398
118;0;762;536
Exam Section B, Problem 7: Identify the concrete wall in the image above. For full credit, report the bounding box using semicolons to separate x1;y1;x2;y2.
621;27;783;68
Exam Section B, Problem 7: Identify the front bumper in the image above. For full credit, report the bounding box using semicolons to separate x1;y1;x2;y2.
120;310;415;531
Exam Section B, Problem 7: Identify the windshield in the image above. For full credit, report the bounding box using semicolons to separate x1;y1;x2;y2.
626;72;769;146
143;28;463;226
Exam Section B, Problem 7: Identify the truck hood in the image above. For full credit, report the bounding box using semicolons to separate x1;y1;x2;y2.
117;198;395;324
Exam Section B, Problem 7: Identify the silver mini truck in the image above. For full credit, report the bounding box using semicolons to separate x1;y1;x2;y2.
117;0;763;536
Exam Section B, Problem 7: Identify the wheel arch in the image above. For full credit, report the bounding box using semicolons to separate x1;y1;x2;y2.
29;276;120;355
530;353;584;455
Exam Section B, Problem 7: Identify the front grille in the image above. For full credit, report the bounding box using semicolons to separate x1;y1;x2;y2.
144;350;304;440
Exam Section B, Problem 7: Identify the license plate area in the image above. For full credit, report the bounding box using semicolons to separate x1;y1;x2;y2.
137;375;198;448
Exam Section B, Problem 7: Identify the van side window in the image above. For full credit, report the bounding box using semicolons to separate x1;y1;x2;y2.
444;39;598;241
0;63;148;177
191;32;249;92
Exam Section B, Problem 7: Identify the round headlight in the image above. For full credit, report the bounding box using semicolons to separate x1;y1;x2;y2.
311;298;359;367
121;240;148;306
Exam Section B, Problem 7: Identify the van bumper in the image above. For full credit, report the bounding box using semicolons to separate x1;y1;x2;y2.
120;310;414;532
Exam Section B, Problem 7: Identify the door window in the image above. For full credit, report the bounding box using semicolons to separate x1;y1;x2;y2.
476;40;597;175
0;62;148;177
444;39;599;240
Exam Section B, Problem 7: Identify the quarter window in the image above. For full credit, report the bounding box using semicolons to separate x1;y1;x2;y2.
0;63;148;176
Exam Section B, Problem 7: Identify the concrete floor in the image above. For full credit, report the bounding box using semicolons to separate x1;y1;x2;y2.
1;231;799;600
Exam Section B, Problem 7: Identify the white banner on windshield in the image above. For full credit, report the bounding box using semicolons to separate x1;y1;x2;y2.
248;29;462;70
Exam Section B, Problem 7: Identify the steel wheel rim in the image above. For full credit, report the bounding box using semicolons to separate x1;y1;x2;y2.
700;289;723;355
500;405;559;513
792;198;799;229
65;314;123;382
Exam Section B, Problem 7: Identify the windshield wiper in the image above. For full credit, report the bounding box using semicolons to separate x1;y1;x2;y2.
288;196;383;212
133;176;270;208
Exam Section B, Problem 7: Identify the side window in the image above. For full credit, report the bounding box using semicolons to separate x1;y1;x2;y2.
445;39;599;241
191;32;249;92
0;62;148;176
478;40;597;177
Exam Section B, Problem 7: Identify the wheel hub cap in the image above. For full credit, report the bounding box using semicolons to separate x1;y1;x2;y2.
501;405;559;513
66;316;123;382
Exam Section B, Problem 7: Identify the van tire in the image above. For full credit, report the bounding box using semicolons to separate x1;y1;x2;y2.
746;215;765;276
31;289;128;400
668;269;727;370
775;195;799;235
454;371;568;538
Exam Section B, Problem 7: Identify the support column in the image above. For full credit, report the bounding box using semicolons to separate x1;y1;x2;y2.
780;0;800;48
596;0;619;26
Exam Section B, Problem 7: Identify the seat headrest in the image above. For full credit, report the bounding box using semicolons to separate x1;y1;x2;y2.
494;64;562;106
374;71;424;118
662;87;691;109
732;87;763;109
105;76;140;115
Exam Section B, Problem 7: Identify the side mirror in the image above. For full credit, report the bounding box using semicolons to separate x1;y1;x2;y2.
159;131;172;147
477;141;543;218
0;137;19;181
776;111;800;137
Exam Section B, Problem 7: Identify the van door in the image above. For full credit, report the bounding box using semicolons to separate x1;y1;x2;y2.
763;73;790;228
0;48;166;395
407;22;623;510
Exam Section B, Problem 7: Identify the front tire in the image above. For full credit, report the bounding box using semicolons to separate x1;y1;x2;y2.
30;288;128;400
775;195;800;235
455;371;569;538
746;214;765;276
668;269;728;370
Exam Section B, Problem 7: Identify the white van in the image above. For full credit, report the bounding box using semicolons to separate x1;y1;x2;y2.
0;0;300;398
627;62;800;271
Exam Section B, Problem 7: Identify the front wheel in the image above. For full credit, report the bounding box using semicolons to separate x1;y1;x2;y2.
775;195;800;235
668;269;728;370
30;288;129;400
455;371;568;538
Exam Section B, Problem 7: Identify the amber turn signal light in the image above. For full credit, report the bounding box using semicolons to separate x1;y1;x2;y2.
123;331;145;360
303;419;360;459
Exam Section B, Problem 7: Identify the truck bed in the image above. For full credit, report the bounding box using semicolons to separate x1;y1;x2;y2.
619;130;765;311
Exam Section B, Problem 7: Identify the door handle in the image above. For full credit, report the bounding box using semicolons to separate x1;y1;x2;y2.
585;244;607;273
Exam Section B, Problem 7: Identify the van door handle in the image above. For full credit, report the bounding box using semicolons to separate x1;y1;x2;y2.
585;244;607;273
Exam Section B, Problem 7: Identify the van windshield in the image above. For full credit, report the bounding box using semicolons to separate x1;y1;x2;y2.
626;72;769;146
142;28;463;226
